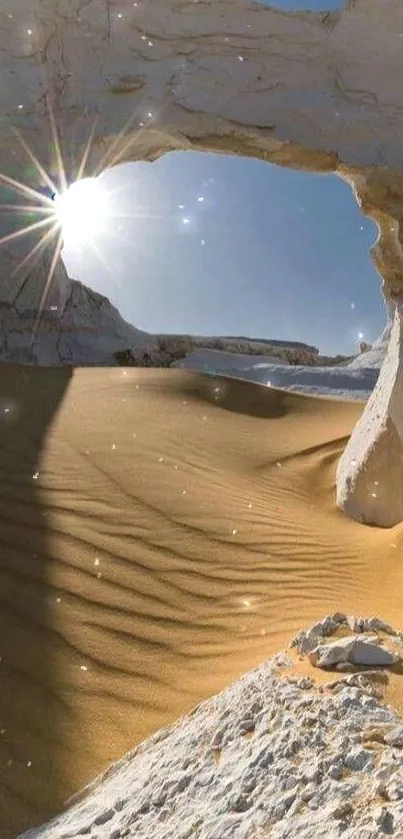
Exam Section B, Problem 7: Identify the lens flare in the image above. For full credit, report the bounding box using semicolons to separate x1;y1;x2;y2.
52;177;110;244
0;91;167;357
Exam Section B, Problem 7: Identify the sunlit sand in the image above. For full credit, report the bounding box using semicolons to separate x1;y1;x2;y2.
1;364;403;837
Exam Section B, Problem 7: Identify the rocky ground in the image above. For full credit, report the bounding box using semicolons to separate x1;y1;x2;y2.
20;615;403;839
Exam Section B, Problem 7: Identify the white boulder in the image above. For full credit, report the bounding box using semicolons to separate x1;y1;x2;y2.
309;636;398;670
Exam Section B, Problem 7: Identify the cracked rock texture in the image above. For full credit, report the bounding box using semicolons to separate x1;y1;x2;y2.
18;616;403;839
292;613;403;669
0;280;155;366
337;298;403;526
2;0;403;324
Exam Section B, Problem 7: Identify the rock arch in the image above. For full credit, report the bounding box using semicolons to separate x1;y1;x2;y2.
1;0;403;525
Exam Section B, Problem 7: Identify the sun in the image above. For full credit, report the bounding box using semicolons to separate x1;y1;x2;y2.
51;177;110;245
0;99;163;352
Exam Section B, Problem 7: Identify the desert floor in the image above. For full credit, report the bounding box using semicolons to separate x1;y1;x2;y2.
1;364;402;838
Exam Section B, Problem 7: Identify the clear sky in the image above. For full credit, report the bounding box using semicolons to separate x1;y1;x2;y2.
256;0;340;8
61;0;385;358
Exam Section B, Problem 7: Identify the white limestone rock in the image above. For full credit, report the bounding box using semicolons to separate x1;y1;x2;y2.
293;613;400;671
384;727;403;747
290;613;347;654
347;616;397;635
349;642;398;667
309;635;398;670
0;280;156;365
308;635;358;668
337;298;403;527
348;299;396;371
16;616;403;839
374;806;394;832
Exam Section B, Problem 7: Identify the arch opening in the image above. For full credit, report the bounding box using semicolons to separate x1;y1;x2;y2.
55;150;382;362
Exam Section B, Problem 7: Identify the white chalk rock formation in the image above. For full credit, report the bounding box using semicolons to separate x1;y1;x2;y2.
291;612;403;652
337;299;403;526
2;0;403;518
309;635;398;669
348;298;396;371
0;280;156;365
293;612;402;667
18;616;403;839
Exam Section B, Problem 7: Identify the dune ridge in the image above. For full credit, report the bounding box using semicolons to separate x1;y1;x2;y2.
1;365;403;837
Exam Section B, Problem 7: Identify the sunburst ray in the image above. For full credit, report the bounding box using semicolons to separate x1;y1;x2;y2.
30;230;64;350
10;123;60;198
0;214;55;248
93;103;152;177
0;92;165;356
46;93;68;195
84;235;123;285
0;170;55;208
0;204;55;216
75;113;101;183
9;220;61;279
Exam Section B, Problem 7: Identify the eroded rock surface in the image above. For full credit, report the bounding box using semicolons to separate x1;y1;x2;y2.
337;299;403;526
0;0;402;324
293;612;403;673
18;616;403;839
0;280;156;365
309;635;398;669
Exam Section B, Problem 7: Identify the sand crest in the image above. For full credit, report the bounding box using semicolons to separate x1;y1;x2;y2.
1;365;402;838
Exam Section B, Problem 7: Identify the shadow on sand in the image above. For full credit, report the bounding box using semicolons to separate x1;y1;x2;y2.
0;362;73;838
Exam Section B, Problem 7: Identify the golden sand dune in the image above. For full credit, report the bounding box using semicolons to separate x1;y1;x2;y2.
1;364;403;838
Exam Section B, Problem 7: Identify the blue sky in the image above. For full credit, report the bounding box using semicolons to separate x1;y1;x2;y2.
63;152;383;357
61;0;385;357
256;0;340;8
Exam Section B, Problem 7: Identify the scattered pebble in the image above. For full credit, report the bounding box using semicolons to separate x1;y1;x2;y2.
18;616;403;838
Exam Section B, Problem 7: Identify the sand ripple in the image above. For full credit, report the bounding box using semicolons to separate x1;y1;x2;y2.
1;366;402;837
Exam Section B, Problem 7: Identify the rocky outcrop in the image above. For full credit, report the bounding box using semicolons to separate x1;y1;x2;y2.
0;280;156;365
220;337;319;355
348;298;396;371
336;298;403;526
2;0;403;521
157;336;320;366
18;616;403;839
292;613;402;670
